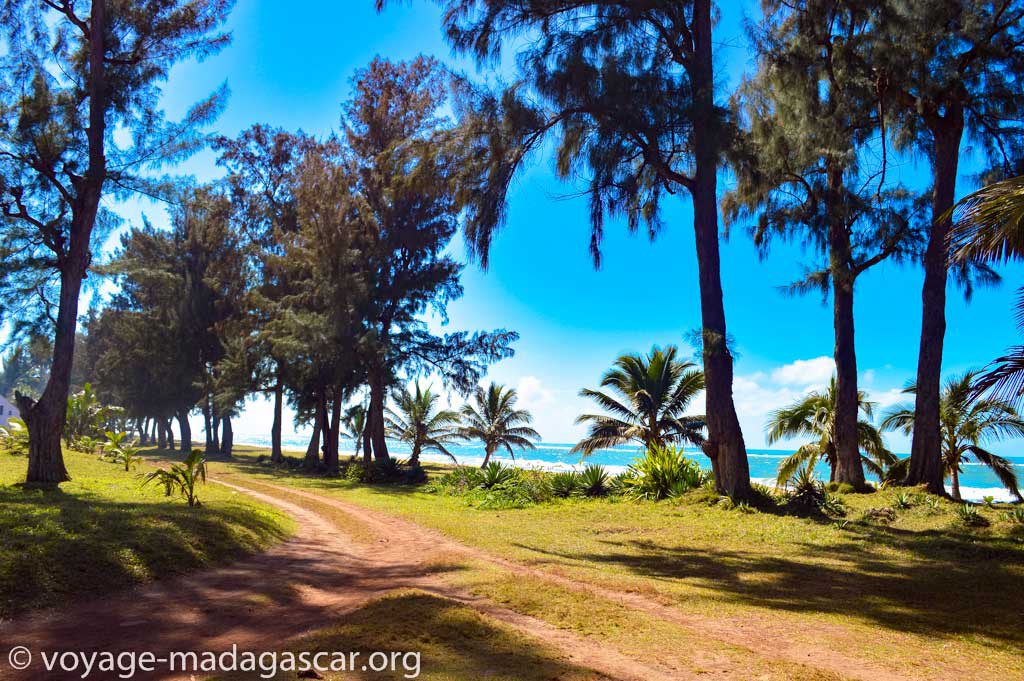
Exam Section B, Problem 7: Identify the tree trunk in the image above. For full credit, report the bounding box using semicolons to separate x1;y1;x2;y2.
157;419;167;449
304;402;321;469
221;415;233;458
368;365;390;463
138;417;149;446
690;0;751;500
907;113;963;495
480;445;494;469
178;407;192;453
323;392;342;474
202;398;214;454
827;163;867;490
410;441;421;466
165;418;175;450
362;412;372;465
950;465;960;501
271;375;283;463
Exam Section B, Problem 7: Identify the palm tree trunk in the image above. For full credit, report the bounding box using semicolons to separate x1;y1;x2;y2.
691;0;751;500
480;445;494;469
950;465;961;501
828;170;867;490
410;441;421;466
907;113;963;495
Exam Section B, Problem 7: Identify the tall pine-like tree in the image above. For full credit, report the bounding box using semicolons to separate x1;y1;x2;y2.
0;0;232;482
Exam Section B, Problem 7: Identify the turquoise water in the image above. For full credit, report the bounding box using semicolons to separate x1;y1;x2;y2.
236;432;1024;503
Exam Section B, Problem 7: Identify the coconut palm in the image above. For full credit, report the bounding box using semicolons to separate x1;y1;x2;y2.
457;382;540;468
571;345;706;457
881;372;1024;502
768;377;895;486
385;383;460;465
949;177;1024;409
340;404;367;458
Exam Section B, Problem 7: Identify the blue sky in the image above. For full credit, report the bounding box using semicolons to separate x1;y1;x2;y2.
99;1;1024;453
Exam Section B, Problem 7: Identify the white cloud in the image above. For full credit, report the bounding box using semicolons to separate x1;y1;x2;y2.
516;375;556;409
770;356;835;387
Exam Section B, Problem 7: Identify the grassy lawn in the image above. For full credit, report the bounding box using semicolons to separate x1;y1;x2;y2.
0;448;293;619
213;447;1024;680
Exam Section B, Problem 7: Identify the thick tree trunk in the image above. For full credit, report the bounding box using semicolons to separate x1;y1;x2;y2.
178;407;192;452
221;415;233;458
157;419;167;449
410;441;421;466
907;115;963;495
271;376;283;463
323;392;342;474
950;465;960;501
691;0;751;500
138;417;149;446
827;164;867;490
165;418;175;450
368;365;390;463
480;445;494;469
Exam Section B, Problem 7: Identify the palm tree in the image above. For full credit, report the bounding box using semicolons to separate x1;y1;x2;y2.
340;404;367;459
457;382;540;468
949;176;1024;409
768;377;895;486
881;372;1024;502
385;383;460;465
572;345;706;457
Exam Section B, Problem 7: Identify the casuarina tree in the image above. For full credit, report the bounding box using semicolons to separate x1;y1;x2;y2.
0;0;232;482
385;0;754;497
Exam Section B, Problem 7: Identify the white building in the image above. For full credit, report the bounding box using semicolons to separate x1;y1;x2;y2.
0;395;18;427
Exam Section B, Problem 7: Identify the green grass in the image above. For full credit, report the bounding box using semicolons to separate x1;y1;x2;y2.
0;448;293;618
215;448;1024;680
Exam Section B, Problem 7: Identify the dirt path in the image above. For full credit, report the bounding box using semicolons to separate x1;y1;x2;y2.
228;478;920;681
0;479;679;681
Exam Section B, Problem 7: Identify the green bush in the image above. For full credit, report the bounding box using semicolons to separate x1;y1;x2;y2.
618;444;709;501
142;449;208;507
954;503;989;527
825;481;856;494
480;462;518;489
892;491;915;510
785;467;845;517
1003;506;1024;525
0;418;30;456
549;471;581;498
578;464;610;497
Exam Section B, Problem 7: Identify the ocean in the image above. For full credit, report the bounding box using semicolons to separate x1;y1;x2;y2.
232;432;1024;503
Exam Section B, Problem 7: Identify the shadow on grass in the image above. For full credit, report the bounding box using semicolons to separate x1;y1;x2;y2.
0;484;289;619
512;520;1024;649
214;591;610;681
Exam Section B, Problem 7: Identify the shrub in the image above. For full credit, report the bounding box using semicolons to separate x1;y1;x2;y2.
825;481;856;494
619;444;709;501
607;472;632;496
578;464;609;497
1003;506;1024;525
785;467;845;517
892;491;915;510
480;462;517;490
550;471;581;498
954;503;989;527
982;495;996;508
0;418;30;456
863;507;898;524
